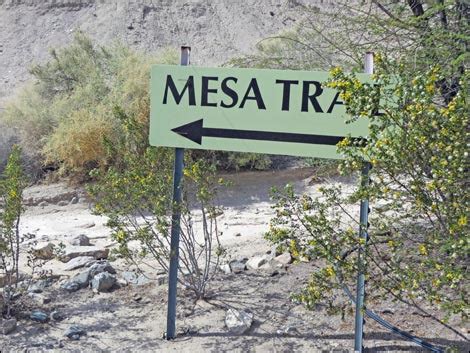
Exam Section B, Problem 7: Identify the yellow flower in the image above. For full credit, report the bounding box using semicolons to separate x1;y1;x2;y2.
418;244;428;256
457;215;467;226
325;266;335;277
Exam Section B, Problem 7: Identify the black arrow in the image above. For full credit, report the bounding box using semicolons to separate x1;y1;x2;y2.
172;119;366;146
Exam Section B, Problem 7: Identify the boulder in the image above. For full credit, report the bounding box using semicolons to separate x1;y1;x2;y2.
32;242;55;260
91;272;116;292
225;308;253;334
68;234;91;246
60;246;108;262
246;255;270;270
64;256;95;271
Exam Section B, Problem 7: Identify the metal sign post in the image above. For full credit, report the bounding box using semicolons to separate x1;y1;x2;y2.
166;46;191;340
354;52;374;353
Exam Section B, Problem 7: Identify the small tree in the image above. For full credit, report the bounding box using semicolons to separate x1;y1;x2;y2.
0;146;27;318
89;108;225;300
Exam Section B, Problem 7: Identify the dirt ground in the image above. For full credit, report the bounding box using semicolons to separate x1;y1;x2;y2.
1;168;469;352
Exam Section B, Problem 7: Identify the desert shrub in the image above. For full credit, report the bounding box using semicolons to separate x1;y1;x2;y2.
1;32;178;177
89;108;225;299
0;146;27;317
263;1;468;339
43;109;115;173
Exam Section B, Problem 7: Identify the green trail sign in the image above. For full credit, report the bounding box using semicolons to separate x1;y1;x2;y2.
150;65;370;159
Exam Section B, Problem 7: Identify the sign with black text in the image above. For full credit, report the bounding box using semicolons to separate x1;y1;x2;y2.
150;65;370;159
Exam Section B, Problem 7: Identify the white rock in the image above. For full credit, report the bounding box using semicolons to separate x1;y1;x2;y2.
220;263;231;274
68;234;91;246
274;252;293;265
246;255;270;270
60;246;108;262
225;308;253;334
64;256;95;271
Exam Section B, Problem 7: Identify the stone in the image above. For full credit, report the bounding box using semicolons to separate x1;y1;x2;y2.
64;256;95;271
70;197;79;204
64;325;86;340
30;310;49;323
61;281;81;293
246;255;270;270
32;242;55;260
229;260;246;274
61;269;91;292
60;246;109;262
1;318;17;335
274;252;293;265
234;232;242;237
57;200;68;207
68;234;91;246
225;308;253;334
220;263;231;274
38;201;48;207
50;310;65;321
87;261;116;278
90;272;116;292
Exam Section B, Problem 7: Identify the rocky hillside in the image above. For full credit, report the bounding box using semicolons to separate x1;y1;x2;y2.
0;0;341;106
0;0;340;168
0;0;336;167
